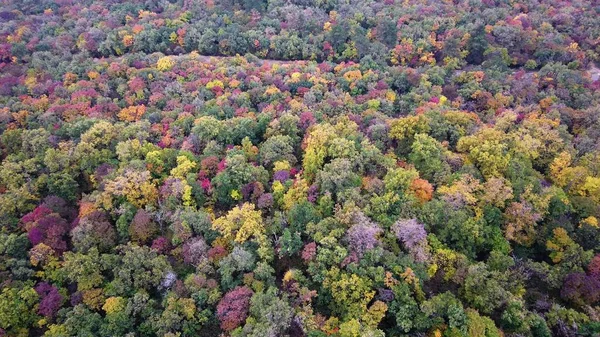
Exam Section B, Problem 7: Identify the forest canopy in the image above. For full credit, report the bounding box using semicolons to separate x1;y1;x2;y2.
1;0;600;336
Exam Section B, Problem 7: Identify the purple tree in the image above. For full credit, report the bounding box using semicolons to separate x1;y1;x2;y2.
129;209;158;244
273;170;290;182
22;205;70;255
307;184;319;203
151;236;170;254
182;237;209;266
41;196;77;221
561;272;600;306
377;288;395;303
35;282;63;318
345;212;382;257
392;218;430;263
257;193;273;209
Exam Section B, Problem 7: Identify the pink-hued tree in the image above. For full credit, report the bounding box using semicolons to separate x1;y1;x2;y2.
216;286;254;331
181;237;209;266
22;205;70;255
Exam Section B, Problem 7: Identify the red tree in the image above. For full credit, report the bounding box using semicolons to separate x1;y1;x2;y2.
216;286;254;331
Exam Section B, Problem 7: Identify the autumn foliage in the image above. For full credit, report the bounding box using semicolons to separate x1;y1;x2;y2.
1;0;600;336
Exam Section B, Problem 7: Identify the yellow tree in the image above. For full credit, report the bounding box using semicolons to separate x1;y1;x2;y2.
302;123;336;179
457;128;510;179
213;203;266;246
322;267;375;320
157;56;175;71
282;177;310;210
546;228;576;263
504;200;541;247
549;151;589;194
579;177;600;203
389;115;431;142
100;168;158;209
170;155;197;178
302;118;359;180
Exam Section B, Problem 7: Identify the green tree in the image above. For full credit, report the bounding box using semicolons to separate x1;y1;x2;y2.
106;244;170;296
0;284;39;336
241;287;294;336
409;133;449;183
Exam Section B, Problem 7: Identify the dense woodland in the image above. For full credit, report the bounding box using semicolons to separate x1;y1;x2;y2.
1;0;600;336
